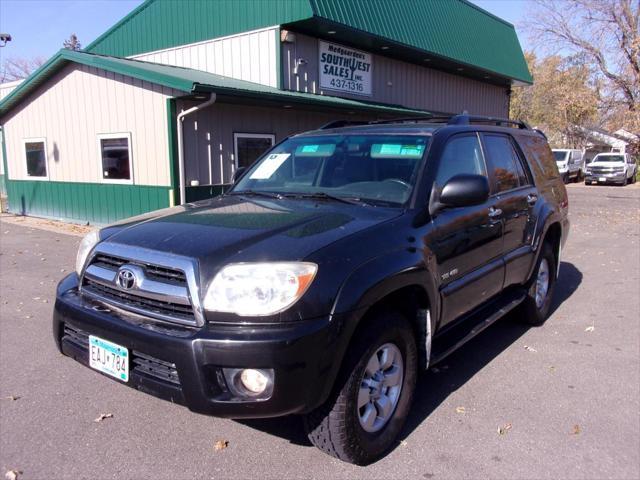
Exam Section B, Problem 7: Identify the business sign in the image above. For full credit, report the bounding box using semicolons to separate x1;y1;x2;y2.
319;41;373;96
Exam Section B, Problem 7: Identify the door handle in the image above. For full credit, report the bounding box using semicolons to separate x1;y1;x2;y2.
527;194;538;206
488;207;502;218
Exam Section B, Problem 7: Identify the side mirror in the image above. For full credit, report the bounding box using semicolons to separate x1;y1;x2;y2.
430;174;490;215
232;167;247;184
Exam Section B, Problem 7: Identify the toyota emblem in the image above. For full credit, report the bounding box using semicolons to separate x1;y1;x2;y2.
116;268;137;290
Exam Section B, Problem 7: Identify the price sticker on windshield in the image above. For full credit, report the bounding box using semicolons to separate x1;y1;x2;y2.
249;153;291;180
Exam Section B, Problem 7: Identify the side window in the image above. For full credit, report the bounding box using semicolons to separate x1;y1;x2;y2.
234;133;275;170
482;134;520;193
516;135;559;181
24;138;48;179
435;134;486;187
98;133;132;182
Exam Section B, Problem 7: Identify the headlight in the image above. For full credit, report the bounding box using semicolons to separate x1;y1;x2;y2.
203;262;318;316
75;230;100;275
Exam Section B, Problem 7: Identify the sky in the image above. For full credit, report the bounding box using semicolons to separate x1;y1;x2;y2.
0;0;531;62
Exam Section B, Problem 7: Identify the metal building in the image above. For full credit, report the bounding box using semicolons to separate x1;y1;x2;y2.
0;0;531;224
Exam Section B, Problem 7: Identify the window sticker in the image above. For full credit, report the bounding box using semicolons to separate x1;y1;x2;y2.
371;144;425;158
296;144;336;156
249;153;291;179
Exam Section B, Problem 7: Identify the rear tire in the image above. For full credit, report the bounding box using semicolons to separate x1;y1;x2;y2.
303;310;418;465
519;242;556;326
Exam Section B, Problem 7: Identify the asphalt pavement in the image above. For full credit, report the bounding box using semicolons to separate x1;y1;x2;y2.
1;183;639;480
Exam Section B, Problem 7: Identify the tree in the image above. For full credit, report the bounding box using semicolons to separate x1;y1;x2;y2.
63;33;81;51
1;57;46;83
526;0;639;134
511;52;600;148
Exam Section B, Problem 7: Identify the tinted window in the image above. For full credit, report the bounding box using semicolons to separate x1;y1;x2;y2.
25;141;47;177
516;135;559;181
101;137;130;180
435;135;486;187
482;135;520;192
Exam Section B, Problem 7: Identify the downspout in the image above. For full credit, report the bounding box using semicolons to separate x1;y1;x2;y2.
176;93;216;205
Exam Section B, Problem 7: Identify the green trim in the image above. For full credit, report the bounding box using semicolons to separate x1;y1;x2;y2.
0;126;9;197
166;98;179;206
5;180;170;224
0;175;6;197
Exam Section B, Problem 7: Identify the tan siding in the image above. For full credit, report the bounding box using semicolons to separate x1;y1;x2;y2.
282;34;509;117
2;64;184;186
131;27;279;88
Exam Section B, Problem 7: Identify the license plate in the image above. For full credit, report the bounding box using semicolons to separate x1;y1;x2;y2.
89;335;129;382
599;177;606;182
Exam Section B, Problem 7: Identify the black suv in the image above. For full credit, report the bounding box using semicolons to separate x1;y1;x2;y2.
54;114;569;465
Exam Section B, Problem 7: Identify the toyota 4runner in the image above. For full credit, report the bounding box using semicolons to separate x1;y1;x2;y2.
54;114;569;465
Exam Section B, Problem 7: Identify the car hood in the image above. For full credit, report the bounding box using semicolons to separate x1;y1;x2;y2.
100;194;401;276
590;160;624;166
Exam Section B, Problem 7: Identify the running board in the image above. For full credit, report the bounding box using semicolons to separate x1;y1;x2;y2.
430;291;526;366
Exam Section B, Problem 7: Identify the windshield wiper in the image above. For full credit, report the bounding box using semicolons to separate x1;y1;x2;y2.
281;192;370;206
228;190;283;199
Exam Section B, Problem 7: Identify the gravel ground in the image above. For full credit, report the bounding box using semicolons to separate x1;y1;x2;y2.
0;183;638;480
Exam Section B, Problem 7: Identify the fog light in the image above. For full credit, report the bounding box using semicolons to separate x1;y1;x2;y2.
240;368;268;394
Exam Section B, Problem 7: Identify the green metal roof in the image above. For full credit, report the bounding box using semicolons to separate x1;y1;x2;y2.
0;50;430;118
85;0;531;83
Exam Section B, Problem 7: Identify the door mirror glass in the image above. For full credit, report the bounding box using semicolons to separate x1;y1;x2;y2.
439;174;490;209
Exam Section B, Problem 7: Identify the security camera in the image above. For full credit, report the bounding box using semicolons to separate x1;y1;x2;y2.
0;33;12;47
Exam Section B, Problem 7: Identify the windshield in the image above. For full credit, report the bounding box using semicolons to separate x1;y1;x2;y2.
232;134;430;206
553;151;568;162
593;155;624;163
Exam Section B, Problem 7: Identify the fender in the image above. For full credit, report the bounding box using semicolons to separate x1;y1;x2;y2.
526;202;565;282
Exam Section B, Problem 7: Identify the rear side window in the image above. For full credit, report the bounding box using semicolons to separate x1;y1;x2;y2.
435;134;486;187
516;134;559;181
482;134;521;193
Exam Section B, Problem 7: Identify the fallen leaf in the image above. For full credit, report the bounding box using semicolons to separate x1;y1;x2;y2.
524;345;537;352
5;470;22;480
399;439;408;447
585;326;595;332
548;366;556;373
213;440;229;451
571;424;581;435
455;406;466;414
498;423;512;435
3;395;20;401
94;413;113;423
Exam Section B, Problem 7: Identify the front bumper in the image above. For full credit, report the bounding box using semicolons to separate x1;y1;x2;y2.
585;171;626;183
53;274;344;418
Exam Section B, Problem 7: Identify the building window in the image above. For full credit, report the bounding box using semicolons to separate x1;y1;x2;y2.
98;133;133;183
234;133;275;170
24;138;48;179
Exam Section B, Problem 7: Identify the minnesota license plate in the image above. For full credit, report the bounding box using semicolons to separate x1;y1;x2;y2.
89;335;129;382
598;177;606;182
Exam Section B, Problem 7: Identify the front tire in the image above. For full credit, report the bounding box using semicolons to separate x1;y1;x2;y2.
519;242;556;326
303;310;417;465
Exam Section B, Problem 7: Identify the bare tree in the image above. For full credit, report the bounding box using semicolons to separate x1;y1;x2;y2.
527;0;639;116
1;57;46;83
63;33;81;51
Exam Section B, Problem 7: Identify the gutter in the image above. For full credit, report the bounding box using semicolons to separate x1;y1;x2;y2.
176;93;216;204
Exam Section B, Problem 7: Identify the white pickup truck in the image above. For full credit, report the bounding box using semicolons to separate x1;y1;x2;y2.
584;153;638;186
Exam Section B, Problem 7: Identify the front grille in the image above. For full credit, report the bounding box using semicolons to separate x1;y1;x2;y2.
61;324;181;387
92;254;187;286
132;350;180;385
83;278;195;321
590;166;624;174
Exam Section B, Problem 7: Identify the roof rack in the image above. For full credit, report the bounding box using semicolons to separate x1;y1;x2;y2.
319;114;533;131
319;120;369;130
447;114;531;130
